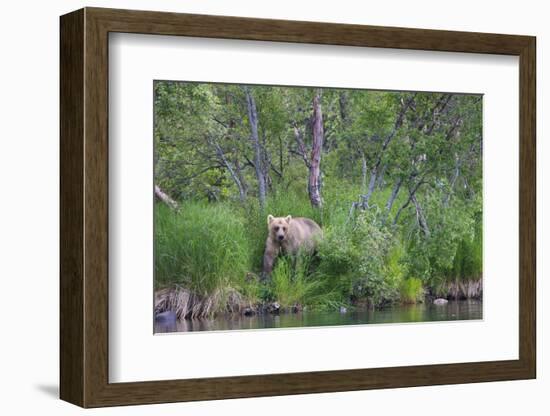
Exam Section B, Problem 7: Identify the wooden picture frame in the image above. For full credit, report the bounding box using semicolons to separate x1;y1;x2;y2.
60;7;536;408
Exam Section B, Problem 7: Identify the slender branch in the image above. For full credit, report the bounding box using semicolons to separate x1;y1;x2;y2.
211;116;228;128
292;123;311;168
269;162;283;179
393;177;429;225
209;137;247;202
412;194;430;237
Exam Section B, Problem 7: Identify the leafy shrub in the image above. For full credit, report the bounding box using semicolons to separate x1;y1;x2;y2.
316;209;400;307
404;191;481;288
352;212;399;306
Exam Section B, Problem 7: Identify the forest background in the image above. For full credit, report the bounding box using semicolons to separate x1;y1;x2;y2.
153;81;483;318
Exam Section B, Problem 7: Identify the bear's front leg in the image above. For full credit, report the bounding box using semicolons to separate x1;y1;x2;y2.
262;243;277;281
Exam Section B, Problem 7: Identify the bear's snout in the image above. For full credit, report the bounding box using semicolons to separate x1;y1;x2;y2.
277;234;285;241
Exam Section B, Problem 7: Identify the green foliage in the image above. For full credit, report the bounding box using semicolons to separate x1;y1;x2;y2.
351;211;401;306
154;202;253;296
315;210;402;307
270;253;322;308
450;218;483;281
399;277;424;304
404;192;482;288
153;81;483;312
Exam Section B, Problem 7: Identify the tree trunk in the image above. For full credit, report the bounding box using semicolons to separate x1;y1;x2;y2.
385;177;403;212
154;185;178;209
278;135;284;177
233;157;248;201
377;164;387;189
360;167;377;209
261;130;272;191
244;87;267;209
339;91;349;124
292;124;311;169
412;194;430;237
308;92;324;208
361;152;368;194
393;178;426;225
443;151;467;206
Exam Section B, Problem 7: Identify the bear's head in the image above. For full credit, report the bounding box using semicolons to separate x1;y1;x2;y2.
267;215;292;242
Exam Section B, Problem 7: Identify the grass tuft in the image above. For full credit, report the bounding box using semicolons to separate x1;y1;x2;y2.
399;277;424;304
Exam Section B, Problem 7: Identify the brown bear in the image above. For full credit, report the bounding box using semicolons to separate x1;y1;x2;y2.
262;214;322;276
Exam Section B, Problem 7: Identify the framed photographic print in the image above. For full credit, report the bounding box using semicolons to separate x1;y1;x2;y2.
60;7;536;407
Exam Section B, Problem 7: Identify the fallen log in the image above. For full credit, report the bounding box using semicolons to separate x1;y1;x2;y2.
154;184;178;209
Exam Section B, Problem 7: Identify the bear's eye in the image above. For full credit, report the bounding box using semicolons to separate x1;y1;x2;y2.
282;227;287;231
274;226;279;231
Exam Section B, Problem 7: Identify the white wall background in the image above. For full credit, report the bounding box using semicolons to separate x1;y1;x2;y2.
0;0;545;414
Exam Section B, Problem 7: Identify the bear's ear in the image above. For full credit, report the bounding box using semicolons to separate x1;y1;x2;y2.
267;214;274;224
285;215;292;223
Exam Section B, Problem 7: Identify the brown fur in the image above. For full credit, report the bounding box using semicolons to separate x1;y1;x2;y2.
262;214;322;276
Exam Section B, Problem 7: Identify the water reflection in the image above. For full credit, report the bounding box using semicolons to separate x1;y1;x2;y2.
154;300;482;334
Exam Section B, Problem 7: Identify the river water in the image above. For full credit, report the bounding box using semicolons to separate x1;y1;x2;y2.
154;299;482;333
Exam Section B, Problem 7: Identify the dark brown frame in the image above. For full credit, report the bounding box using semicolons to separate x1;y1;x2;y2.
60;7;536;408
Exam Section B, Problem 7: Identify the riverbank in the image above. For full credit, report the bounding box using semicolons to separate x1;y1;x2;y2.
154;277;482;322
155;299;483;333
434;279;483;300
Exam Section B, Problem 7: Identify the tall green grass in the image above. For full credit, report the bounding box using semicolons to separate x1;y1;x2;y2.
270;252;346;310
271;254;319;307
154;202;253;295
399;277;424;304
450;221;482;281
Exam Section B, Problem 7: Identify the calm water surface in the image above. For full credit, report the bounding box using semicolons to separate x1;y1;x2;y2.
155;300;482;333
